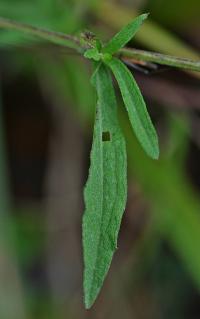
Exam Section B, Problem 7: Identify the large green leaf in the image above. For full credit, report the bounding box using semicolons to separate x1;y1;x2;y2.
106;57;159;159
103;13;148;55
83;63;127;308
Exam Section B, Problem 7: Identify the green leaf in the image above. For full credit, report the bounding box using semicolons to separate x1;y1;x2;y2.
106;58;159;159
103;13;148;55
83;63;127;309
84;47;101;61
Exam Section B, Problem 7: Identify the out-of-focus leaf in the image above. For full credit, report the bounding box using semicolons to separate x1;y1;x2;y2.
37;57;94;123
148;0;200;28
122;111;200;291
0;31;36;48
83;63;127;308
0;87;9;214
0;87;27;319
0;0;80;48
163;113;190;168
96;2;200;61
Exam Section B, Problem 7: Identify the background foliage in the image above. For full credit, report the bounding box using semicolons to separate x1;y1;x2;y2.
0;0;200;318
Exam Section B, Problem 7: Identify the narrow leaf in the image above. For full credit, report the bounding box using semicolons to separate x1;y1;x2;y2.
103;13;148;55
106;57;159;159
83;63;127;308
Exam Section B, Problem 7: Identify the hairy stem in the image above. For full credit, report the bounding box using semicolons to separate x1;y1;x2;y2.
119;48;200;72
0;17;83;52
0;16;199;73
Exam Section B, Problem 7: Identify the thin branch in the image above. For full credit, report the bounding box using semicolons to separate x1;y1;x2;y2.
0;17;83;52
119;48;200;72
0;16;200;73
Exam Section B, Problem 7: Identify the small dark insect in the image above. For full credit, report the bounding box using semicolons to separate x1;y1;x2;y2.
80;30;98;48
82;30;96;42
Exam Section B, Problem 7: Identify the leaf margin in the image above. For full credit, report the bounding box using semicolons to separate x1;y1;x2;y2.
105;57;159;159
103;13;149;55
83;62;127;309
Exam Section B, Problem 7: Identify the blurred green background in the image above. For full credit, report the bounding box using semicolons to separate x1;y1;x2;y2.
0;0;200;318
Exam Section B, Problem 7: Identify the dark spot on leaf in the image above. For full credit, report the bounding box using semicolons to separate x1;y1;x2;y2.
102;131;111;142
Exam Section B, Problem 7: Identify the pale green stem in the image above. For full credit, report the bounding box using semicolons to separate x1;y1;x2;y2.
0;17;83;52
119;48;200;72
0;16;200;72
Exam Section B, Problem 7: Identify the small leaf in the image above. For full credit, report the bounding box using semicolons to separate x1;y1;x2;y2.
103;13;149;55
84;47;101;61
106;58;159;159
83;63;127;309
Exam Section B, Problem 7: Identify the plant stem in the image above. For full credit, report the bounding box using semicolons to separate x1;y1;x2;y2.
0;17;83;52
0;16;199;73
119;48;200;72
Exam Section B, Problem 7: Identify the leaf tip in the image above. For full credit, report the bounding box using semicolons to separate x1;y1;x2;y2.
84;300;92;310
152;150;160;160
149;142;160;160
141;12;150;20
84;291;96;310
